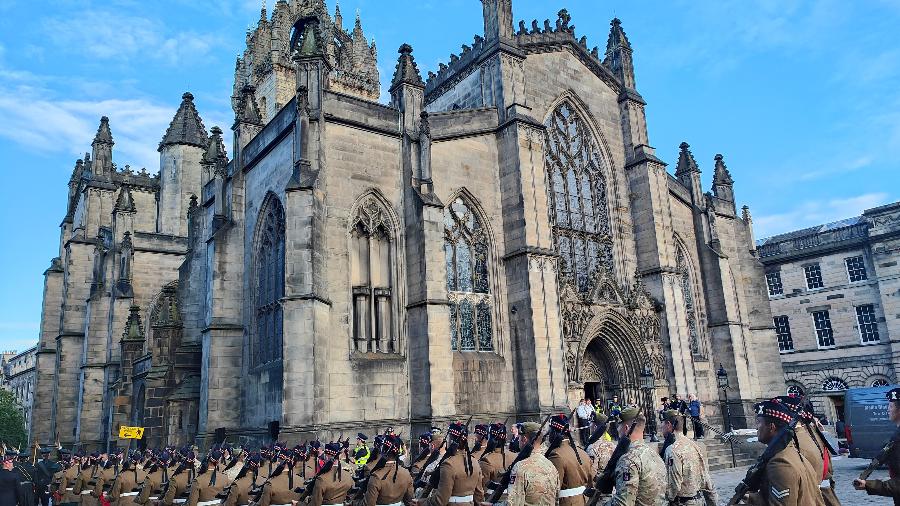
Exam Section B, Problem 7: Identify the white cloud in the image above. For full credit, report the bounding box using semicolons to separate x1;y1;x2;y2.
755;192;892;239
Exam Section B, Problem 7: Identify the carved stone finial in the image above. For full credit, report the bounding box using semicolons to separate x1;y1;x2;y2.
391;43;424;89
674;141;700;176
556;9;571;31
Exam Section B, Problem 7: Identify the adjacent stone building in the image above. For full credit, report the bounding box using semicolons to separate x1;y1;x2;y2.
2;345;37;442
30;0;784;450
758;202;900;423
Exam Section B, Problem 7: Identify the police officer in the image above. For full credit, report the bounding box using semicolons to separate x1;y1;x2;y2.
745;399;823;506
660;409;716;506
362;434;413;506
544;414;591;506
854;386;900;504
600;407;666;506
502;421;559;506
413;422;483;506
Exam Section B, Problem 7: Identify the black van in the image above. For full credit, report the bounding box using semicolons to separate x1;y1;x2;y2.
845;385;895;459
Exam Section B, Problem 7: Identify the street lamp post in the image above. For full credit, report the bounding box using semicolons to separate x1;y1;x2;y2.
640;364;657;442
716;363;736;467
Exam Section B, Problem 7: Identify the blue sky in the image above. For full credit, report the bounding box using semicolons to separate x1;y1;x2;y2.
1;0;899;351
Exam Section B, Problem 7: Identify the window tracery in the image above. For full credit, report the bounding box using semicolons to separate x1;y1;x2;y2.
676;245;708;359
254;196;285;366
350;196;396;353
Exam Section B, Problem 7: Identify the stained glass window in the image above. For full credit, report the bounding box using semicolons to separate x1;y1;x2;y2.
255;196;285;366
444;197;494;352
676;246;708;359
544;101;613;293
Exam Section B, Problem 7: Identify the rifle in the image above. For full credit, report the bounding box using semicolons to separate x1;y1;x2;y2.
484;415;551;504
413;439;446;487
859;428;900;480
586;419;638;506
725;400;805;506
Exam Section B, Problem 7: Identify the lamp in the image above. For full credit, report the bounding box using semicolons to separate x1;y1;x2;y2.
639;364;657;442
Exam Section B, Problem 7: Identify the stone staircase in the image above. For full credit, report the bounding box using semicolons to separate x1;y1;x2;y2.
699;436;762;471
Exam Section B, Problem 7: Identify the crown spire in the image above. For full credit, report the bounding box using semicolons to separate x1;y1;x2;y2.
159;92;209;152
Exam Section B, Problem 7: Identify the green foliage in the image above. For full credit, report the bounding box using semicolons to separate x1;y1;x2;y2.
0;389;27;448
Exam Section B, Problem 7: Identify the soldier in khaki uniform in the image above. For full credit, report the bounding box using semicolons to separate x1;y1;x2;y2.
544;414;591;506
586;414;615;478
58;452;83;506
160;451;196;506
221;453;262;506
600;407;666;506
745;400;824;506
659;410;716;506
478;423;510;500
135;453;170;505
253;448;302;506
92;450;121;502
107;453;143;506
413;422;484;506
185;449;225;506
503;421;560;506
362;435;414;506
74;453;102;506
472;426;489;456
774;396;840;506
307;442;354;506
409;433;435;479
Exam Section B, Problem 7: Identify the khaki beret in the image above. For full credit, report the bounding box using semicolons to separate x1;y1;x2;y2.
619;407;643;423
519;422;542;437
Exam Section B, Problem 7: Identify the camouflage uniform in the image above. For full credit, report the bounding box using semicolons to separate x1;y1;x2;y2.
587;440;616;478
663;434;716;506
506;444;559;506
600;440;666;506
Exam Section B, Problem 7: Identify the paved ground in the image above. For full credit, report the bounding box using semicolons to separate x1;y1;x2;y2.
710;455;894;505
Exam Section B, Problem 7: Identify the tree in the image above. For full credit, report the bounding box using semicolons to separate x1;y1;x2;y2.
0;389;27;448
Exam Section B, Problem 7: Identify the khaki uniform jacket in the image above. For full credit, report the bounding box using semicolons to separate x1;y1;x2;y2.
546;442;592;506
107;468;142;506
135;468;165;505
185;469;225;506
309;464;353;506
477;449;509;496
222;472;260;506
663;434;716;506
161;469;194;506
422;453;484;506
362;462;413;506
59;465;82;504
74;465;101;506
93;466;119;499
747;442;825;506
506;446;559;506
600;439;667;506
802;424;840;506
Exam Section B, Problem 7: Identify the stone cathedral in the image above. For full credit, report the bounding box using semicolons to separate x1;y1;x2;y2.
30;0;784;449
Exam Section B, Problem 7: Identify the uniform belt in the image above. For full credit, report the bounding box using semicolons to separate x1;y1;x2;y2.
378;502;403;506
321;504;344;506
448;495;473;503
820;479;831;489
81;491;93;495
674;492;703;503
121;492;139;497
197;500;220;506
66;488;74;491
271;503;294;506
174;499;187;503
558;486;586;498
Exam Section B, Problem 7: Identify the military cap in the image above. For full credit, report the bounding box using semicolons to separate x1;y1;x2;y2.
384;427;395;435
307;441;321;450
519;422;542;438
447;422;468;441
488;422;507;439
754;399;795;424
418;431;433;444
90;451;100;459
619;406;644;423
660;409;681;424
773;395;813;422
381;435;402;455
158;452;172;463
594;412;609;425
549;413;570;433
247;452;261;466
887;387;900;402
323;442;342;458
2;450;17;462
59;448;72;456
39;446;53;454
474;424;489;437
356;432;368;441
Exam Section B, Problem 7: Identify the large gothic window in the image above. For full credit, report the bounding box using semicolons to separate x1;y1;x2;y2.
676;245;708;359
254;196;285;366
545;101;613;293
350;196;396;353
444;197;493;352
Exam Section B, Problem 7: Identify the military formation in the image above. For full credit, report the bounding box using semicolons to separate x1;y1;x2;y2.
8;388;900;506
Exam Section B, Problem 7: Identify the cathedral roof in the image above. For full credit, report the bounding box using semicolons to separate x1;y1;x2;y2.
159;92;209;152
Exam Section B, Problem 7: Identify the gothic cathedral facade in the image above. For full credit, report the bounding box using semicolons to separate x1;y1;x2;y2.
30;0;784;449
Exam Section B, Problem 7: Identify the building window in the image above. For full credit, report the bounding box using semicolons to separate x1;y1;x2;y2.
444;196;494;352
856;304;880;344
544;101;613;293
786;384;804;397
812;310;835;348
254;195;285;367
676;245;707;358
766;271;783;296
773;316;794;352
805;264;824;289
822;378;848;392
350;196;396;353
872;378;890;388
846;256;868;282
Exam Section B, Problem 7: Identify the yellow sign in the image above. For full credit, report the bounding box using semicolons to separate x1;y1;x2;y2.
119;426;145;439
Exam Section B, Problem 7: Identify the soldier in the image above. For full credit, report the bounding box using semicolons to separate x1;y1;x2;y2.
409;432;437;480
362;435;414;506
502;421;559;506
106;452;143;506
412;422;483;506
853;387;900;504
306;442;354;506
544;414;591;506
414;431;445;492
57;451;82;506
659;409;716;506
221;447;247;482
185;449;225;506
586;414;615;478
34;447;62;506
600;407;666;506
2;450;25;506
472;426;489;455
74;452;102;506
774;396;840;506
160;449;195;506
135;452;170;505
220;453;261;506
744;399;824;506
478;423;509;500
253;447;301;506
92;449;121;502
14;450;36;506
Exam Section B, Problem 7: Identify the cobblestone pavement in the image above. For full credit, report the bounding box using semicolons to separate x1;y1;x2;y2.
710;455;894;505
